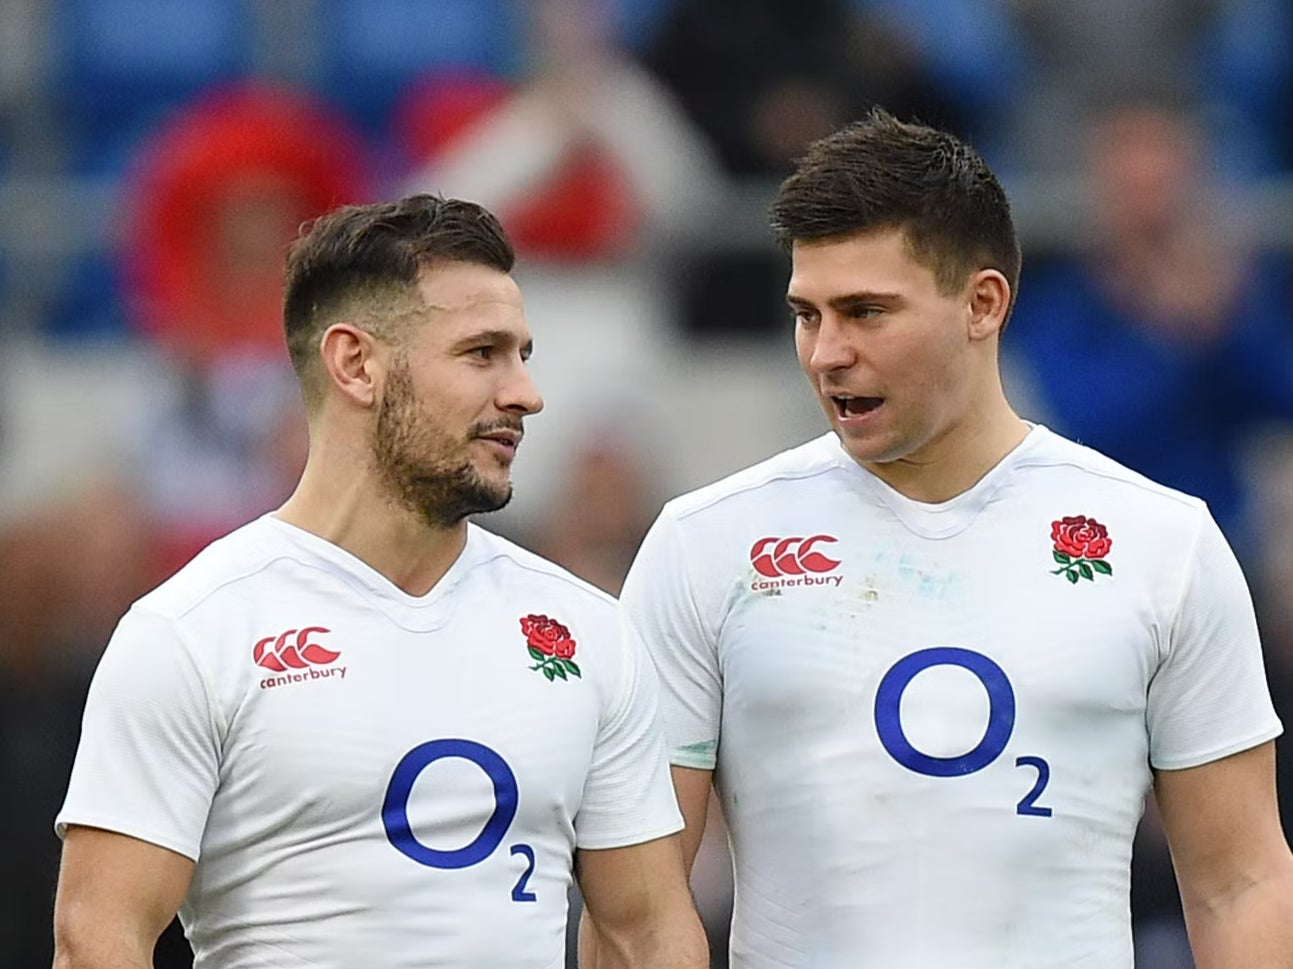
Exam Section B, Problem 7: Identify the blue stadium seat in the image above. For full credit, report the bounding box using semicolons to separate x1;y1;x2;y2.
42;253;131;341
50;0;250;172
607;0;683;51
315;0;521;133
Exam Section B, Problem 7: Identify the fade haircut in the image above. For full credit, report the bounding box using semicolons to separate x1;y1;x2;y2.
770;108;1021;320
283;194;515;408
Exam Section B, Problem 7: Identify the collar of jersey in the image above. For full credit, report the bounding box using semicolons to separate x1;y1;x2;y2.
826;424;1047;540
259;514;481;630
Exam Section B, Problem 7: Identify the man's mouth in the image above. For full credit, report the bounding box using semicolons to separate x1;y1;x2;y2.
475;424;524;454
831;395;883;418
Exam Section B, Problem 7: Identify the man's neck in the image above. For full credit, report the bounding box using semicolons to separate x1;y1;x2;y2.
276;455;468;598
862;399;1031;505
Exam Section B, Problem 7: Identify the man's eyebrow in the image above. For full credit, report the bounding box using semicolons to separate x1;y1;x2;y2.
450;329;534;353
786;291;902;309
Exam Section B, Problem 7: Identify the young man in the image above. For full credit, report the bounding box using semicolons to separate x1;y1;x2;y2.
620;110;1293;968
53;195;708;969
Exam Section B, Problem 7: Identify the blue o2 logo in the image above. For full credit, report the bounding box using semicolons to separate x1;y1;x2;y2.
874;648;1053;817
383;739;539;899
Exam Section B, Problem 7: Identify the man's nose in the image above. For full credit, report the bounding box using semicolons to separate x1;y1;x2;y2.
502;361;544;415
808;316;855;373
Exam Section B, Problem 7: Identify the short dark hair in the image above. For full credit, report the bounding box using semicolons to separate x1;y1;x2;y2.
770;108;1021;312
283;194;515;406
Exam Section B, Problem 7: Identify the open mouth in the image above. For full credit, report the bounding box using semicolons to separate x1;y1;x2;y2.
832;395;883;418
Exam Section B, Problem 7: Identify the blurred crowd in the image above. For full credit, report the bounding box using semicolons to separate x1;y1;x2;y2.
1;1;1292;967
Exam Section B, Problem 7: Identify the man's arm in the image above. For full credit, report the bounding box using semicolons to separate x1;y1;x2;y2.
576;832;708;969
670;766;714;879
1155;741;1293;969
53;825;194;969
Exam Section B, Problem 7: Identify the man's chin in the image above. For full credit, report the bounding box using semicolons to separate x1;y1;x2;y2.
832;427;900;467
476;484;513;516
473;465;513;504
404;477;513;528
458;478;514;520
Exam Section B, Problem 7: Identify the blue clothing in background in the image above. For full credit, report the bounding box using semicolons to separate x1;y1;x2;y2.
1008;254;1293;562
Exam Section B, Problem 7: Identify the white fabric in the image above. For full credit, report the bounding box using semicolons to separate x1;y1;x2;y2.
58;515;681;969
622;425;1281;969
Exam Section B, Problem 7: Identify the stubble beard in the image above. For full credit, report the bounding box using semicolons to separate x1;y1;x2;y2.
372;363;513;529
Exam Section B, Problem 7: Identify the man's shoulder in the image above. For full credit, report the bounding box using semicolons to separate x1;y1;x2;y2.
1016;429;1216;557
467;525;618;614
663;433;844;524
1022;428;1207;516
134;516;294;622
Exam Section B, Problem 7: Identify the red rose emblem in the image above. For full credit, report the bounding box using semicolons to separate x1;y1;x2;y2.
1050;515;1114;584
520;614;570;657
521;614;582;682
1051;516;1112;560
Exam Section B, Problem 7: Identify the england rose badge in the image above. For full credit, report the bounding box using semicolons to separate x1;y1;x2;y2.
1050;515;1113;584
520;614;582;682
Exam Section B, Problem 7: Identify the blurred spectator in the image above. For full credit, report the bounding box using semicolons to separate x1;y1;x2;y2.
0;80;373;960
642;0;980;345
393;70;642;263
118;83;369;577
397;0;723;531
0;483;152;968
645;0;971;177
1249;433;1293;861
526;437;661;597
396;0;723;256
1007;96;1293;567
1000;0;1292;176
124;83;367;367
848;0;1023;167
1007;97;1293;965
521;429;736;969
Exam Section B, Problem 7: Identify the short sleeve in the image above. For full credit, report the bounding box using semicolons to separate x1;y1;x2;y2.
574;618;683;850
1146;510;1283;769
620;508;722;770
55;606;222;860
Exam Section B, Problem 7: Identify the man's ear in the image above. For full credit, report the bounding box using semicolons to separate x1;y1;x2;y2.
319;323;384;408
966;269;1011;342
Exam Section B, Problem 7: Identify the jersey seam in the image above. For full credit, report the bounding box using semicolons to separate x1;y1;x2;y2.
669;452;839;522
164;529;614;628
482;549;618;607
1011;456;1203;509
171;553;457;634
164;552;349;621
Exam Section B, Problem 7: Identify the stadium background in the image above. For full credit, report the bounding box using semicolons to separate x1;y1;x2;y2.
0;1;1291;966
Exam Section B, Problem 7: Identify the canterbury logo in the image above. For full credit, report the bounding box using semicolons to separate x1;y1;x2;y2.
750;535;841;577
253;626;340;672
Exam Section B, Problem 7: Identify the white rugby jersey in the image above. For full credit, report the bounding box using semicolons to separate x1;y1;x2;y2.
622;426;1281;969
57;515;681;969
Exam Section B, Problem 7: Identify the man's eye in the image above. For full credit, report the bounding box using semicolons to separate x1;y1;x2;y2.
791;309;818;325
469;346;493;360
